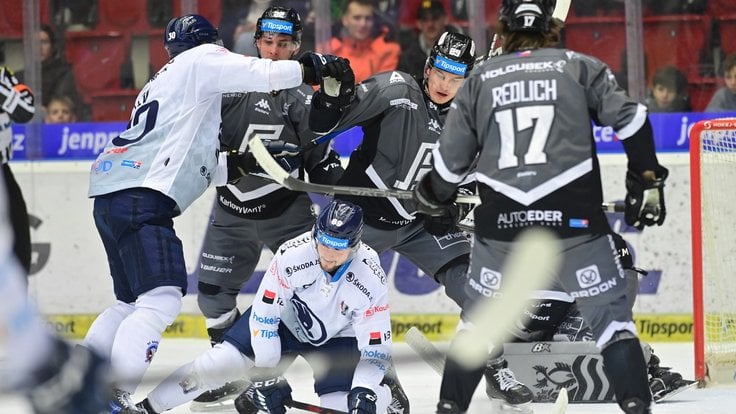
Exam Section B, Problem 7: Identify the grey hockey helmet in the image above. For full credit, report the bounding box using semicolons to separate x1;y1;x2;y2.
499;0;556;33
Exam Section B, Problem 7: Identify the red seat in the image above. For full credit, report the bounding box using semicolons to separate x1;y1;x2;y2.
688;77;719;112
717;15;736;57
643;15;712;84
96;0;150;32
65;31;129;102
563;16;626;73
146;29;170;73
90;89;139;121
707;0;734;17
173;2;221;27
0;1;50;38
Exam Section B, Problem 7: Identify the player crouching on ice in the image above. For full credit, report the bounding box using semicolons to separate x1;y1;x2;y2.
130;199;400;414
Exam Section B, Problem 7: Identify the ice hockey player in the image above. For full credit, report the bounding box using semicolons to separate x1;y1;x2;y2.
308;29;534;412
511;233;695;402
130;199;396;414
83;13;344;413
413;1;668;413
190;6;345;410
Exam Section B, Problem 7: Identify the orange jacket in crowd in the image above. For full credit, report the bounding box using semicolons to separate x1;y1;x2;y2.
330;30;401;83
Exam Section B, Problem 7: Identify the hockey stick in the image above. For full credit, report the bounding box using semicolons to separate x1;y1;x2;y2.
485;0;572;59
286;399;347;414
249;134;481;203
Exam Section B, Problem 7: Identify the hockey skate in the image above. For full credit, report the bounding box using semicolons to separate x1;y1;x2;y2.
484;358;533;413
110;389;146;414
190;378;251;411
382;366;410;414
436;399;462;414
648;354;696;402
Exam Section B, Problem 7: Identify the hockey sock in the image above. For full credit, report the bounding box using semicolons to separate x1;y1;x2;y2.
84;301;136;359
601;335;652;411
439;331;485;412
110;286;182;392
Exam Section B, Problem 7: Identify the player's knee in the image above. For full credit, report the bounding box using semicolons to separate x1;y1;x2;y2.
136;286;182;326
600;329;638;351
319;391;349;411
197;282;239;318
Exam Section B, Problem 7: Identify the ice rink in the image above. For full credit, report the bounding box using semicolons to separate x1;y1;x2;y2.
2;339;735;413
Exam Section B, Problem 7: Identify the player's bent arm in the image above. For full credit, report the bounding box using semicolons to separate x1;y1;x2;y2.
202;47;303;95
249;256;291;368
619;118;663;176
351;291;392;391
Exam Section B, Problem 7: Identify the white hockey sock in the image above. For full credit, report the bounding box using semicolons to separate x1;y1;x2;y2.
147;341;251;411
83;301;136;359
110;286;182;393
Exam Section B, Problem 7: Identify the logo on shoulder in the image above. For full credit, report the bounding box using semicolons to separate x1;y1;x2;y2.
389;71;405;84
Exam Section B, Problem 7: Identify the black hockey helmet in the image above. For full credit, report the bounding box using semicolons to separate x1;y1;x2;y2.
314;200;364;250
164;14;221;58
255;6;303;44
426;32;476;78
499;0;556;33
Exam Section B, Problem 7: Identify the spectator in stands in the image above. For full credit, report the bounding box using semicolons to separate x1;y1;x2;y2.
44;95;77;123
330;0;400;83
18;25;84;121
397;0;463;83
705;53;736;112
645;65;692;112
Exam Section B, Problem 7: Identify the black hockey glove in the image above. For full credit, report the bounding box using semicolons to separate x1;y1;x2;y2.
316;57;355;110
413;173;461;236
225;140;302;183
624;166;668;230
348;387;377;414
298;51;333;86
249;372;292;414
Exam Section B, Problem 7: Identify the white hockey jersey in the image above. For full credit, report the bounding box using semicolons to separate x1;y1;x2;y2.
250;231;392;392
88;43;303;212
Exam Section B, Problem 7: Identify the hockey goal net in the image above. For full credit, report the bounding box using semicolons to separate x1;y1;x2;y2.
690;118;736;384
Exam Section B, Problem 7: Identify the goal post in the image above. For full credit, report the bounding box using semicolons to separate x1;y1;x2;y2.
689;118;736;385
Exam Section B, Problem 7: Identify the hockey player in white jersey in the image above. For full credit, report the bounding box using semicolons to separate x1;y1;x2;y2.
191;7;345;410
130;199;394;414
83;14;344;413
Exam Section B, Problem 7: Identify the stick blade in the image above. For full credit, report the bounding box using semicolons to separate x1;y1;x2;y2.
449;227;562;369
552;387;569;414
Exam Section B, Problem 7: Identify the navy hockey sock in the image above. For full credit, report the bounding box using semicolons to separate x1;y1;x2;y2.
601;336;652;412
439;354;485;412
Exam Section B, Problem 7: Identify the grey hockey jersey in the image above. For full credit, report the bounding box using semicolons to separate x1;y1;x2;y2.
433;48;651;240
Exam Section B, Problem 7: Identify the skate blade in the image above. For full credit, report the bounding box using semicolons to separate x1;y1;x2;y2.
189;399;237;412
654;381;698;403
491;399;533;413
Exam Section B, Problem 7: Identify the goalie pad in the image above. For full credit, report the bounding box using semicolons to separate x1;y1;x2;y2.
503;341;615;402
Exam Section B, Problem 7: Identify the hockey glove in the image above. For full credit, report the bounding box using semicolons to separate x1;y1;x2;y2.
348;387;378;414
317;57;355;110
624;166;668;230
298;51;331;86
414;173;461;236
225;141;302;183
249;372;292;414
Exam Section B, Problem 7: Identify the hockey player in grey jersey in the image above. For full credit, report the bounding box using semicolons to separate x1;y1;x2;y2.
309;31;535;410
413;1;668;413
84;13;341;414
190;7;345;410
